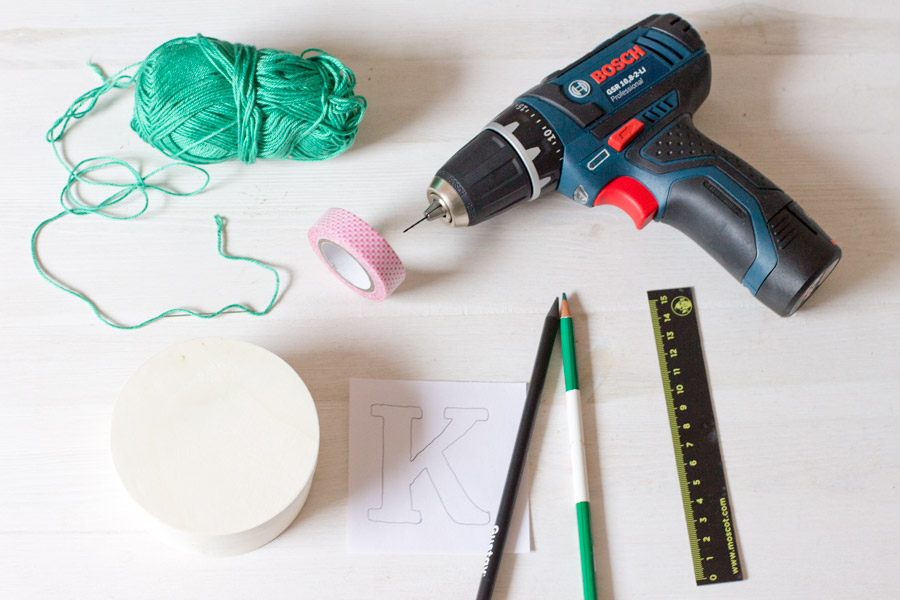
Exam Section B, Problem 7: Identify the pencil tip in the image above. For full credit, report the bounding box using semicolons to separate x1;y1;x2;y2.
559;293;571;318
562;292;567;301
549;296;560;319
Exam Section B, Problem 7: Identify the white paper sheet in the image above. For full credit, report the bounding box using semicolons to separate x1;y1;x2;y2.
348;379;531;554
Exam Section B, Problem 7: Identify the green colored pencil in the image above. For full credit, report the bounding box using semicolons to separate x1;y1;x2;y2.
560;293;598;600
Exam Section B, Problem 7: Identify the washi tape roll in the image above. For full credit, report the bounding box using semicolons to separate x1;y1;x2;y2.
110;338;319;556
308;208;405;301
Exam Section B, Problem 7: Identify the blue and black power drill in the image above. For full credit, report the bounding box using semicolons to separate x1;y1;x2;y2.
407;14;841;316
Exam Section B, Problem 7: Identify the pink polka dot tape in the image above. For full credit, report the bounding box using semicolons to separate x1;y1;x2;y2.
308;208;406;301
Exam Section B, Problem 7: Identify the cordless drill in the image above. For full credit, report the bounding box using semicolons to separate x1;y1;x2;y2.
408;14;840;316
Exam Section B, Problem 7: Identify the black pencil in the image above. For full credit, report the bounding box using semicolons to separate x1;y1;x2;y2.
476;297;560;600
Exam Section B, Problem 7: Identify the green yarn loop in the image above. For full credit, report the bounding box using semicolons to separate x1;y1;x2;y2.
34;35;364;329
131;35;366;164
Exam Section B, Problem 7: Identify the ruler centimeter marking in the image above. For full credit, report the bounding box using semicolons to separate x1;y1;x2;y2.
647;288;743;585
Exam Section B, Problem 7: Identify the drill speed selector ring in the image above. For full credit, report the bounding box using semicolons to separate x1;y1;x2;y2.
484;102;564;200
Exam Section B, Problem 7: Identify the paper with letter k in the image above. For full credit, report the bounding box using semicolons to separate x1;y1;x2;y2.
348;379;531;553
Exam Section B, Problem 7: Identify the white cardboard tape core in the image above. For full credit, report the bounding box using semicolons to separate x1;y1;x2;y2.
319;239;374;291
110;338;319;556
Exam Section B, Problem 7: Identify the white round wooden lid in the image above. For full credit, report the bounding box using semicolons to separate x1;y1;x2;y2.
111;338;319;555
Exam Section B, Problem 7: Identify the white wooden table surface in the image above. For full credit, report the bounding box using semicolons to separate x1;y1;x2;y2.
2;1;899;598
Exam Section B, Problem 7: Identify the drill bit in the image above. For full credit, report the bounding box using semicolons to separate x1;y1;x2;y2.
403;199;448;232
402;216;427;233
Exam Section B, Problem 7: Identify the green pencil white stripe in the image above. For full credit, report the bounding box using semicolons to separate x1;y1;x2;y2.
566;388;590;503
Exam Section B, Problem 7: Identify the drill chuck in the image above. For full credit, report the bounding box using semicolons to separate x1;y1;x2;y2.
425;103;564;227
424;177;467;227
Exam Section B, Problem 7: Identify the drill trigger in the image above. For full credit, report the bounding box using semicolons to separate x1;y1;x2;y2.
594;176;658;229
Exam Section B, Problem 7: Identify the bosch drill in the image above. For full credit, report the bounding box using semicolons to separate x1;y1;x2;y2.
410;14;840;316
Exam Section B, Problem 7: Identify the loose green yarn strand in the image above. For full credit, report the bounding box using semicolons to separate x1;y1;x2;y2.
32;213;281;331
34;133;279;330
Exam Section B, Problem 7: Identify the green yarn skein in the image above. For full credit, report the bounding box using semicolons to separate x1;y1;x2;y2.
131;35;366;164
33;34;366;330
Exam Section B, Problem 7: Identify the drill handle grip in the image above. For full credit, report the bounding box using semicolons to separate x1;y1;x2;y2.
647;115;841;316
